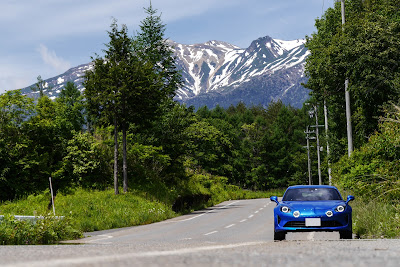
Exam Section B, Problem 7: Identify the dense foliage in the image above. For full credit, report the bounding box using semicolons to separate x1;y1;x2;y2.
193;102;310;189
332;105;400;200
0;90;314;202
0;214;82;245
305;0;400;160
331;105;400;238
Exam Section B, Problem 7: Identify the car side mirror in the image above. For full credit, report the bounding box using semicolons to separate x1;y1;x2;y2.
270;196;279;205
346;195;355;204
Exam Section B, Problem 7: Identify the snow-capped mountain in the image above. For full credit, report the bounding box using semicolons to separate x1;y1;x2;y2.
173;36;309;108
20;36;310;108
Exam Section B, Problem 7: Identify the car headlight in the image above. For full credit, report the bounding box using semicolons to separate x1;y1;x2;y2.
326;210;333;217
293;211;300;218
281;206;290;213
335;205;345;212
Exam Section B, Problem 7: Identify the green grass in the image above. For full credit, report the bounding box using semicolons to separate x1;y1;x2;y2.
0;188;176;232
352;198;400;239
0;214;82;245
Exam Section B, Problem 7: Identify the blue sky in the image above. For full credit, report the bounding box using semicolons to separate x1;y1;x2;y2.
0;0;335;94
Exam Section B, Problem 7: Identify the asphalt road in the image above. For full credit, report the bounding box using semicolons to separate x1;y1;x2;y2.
1;199;400;266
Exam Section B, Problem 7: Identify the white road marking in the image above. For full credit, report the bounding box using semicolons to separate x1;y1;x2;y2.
173;201;240;222
86;234;113;243
255;211;259;214
204;231;218;236
240;219;247;223
248;215;254;218
225;224;235;229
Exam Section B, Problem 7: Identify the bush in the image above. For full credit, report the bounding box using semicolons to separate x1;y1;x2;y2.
332;116;400;201
0;215;82;245
332;105;400;238
171;170;273;213
53;188;176;232
352;198;400;239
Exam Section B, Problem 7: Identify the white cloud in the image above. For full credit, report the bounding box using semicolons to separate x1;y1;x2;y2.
38;44;71;73
0;61;38;94
0;75;30;94
0;0;244;41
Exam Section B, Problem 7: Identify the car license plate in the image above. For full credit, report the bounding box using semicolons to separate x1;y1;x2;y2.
305;218;321;227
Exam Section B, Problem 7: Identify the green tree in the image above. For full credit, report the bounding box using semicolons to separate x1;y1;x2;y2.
133;3;182;99
85;21;134;194
85;15;179;194
305;0;400;158
138;101;197;183
129;3;183;187
332;104;400;201
25;96;64;194
184;120;232;175
55;81;85;135
0;90;35;200
54;131;112;190
30;75;50;98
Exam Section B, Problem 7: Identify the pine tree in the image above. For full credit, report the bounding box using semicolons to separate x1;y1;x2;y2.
30;75;47;98
84;20;134;194
133;3;183;100
84;12;181;193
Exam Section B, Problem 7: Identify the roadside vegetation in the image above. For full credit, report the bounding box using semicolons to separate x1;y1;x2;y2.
332;104;400;238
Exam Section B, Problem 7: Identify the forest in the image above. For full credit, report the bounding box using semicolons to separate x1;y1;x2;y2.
0;82;317;201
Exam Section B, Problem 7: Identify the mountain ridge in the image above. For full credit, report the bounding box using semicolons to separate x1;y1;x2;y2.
19;35;310;108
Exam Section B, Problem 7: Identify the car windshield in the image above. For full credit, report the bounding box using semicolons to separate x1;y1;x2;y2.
282;188;342;201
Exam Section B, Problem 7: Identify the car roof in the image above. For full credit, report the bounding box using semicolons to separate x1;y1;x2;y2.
286;185;338;189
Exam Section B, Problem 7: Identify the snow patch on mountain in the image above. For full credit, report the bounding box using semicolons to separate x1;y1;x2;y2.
19;36;309;108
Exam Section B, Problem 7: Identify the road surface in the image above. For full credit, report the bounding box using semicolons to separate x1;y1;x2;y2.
1;199;400;266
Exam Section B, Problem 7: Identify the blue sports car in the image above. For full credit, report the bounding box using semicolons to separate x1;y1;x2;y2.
270;185;355;240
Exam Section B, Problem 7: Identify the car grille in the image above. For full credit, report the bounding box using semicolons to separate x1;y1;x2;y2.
284;220;343;228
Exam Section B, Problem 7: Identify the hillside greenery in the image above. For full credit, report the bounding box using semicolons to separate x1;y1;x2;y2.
305;0;400;160
0;85;311;201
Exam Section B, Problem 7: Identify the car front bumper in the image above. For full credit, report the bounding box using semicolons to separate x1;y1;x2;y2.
274;211;352;232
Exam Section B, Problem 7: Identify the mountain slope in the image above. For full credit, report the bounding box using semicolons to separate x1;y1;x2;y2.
20;36;309;108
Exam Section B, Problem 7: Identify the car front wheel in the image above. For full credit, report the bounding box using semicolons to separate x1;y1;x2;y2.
274;231;286;241
339;230;352;239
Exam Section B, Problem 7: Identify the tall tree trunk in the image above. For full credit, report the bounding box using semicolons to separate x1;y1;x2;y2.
123;127;128;193
113;116;119;195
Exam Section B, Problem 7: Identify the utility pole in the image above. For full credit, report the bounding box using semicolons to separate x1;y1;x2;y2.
341;0;354;157
304;126;315;185
324;100;332;185
310;105;325;185
314;105;322;185
306;104;324;185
